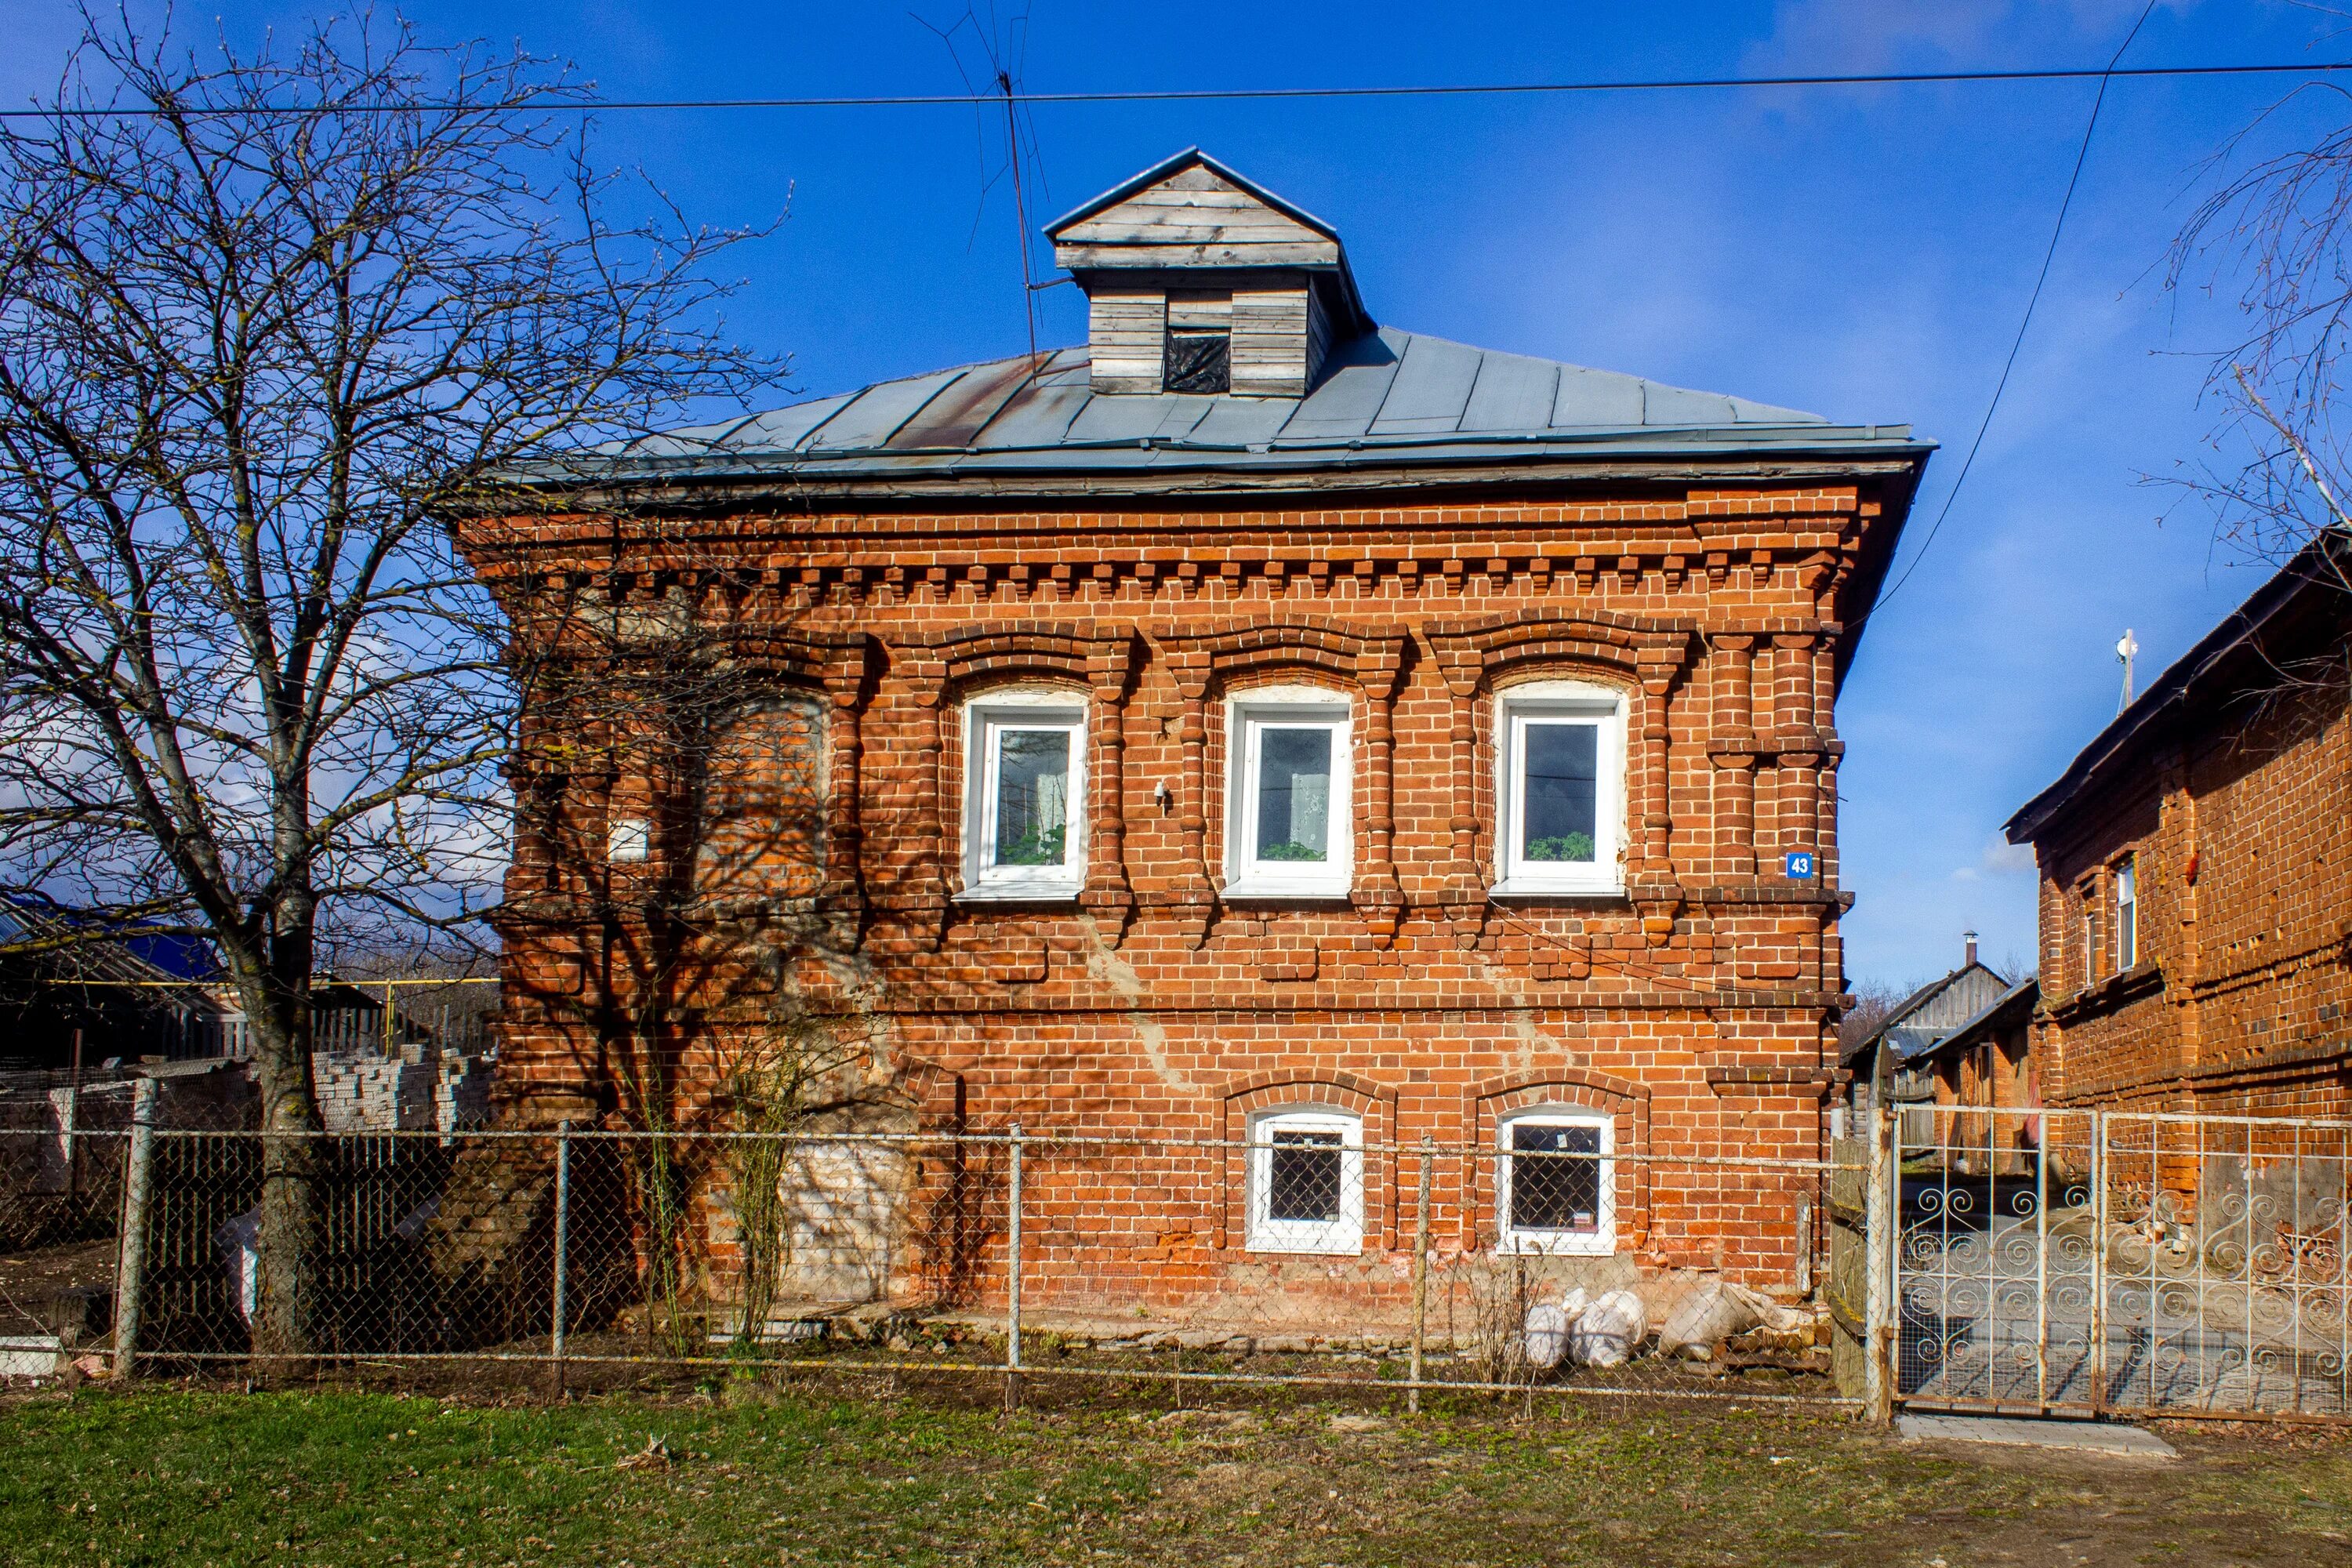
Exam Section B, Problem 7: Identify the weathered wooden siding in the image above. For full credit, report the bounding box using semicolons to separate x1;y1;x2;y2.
1087;287;1166;395
1053;164;1339;272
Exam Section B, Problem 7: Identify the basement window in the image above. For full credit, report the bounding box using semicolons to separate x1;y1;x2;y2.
1163;289;1232;394
1247;1107;1363;1254
1497;1107;1616;1255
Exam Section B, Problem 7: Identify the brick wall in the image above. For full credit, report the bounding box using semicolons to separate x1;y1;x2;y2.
461;483;1899;1305
2028;600;2352;1122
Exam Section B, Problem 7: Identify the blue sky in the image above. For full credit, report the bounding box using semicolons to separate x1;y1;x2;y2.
9;0;2338;987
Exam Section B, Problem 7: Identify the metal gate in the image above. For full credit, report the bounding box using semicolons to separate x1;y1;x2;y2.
1891;1104;2352;1419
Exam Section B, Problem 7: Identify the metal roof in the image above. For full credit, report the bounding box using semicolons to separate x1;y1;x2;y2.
581;328;1929;487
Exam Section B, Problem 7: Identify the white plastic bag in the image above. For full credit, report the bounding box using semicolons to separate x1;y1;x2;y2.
1523;1301;1570;1370
1569;1289;1646;1367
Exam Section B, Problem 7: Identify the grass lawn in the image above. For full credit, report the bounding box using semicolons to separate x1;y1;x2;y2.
3;1380;2350;1566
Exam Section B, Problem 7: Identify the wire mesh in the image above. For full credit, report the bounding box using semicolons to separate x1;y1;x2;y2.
0;1120;1867;1405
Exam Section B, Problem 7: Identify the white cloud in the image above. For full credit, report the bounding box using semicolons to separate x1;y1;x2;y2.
1953;833;2039;883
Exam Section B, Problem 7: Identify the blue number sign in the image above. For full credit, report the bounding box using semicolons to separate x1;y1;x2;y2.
1784;851;1816;880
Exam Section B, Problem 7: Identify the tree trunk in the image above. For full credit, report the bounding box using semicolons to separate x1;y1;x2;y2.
246;920;326;1373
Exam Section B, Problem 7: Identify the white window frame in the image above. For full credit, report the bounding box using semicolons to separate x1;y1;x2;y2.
1223;688;1352;898
2114;857;2137;971
1245;1106;1364;1255
1495;1105;1617;1255
960;691;1087;901
1491;680;1628;896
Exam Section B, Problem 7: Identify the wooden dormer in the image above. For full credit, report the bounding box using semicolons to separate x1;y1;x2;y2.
1047;149;1374;398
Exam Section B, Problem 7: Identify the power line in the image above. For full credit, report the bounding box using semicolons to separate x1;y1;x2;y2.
2;56;2347;118
1857;1;2161;629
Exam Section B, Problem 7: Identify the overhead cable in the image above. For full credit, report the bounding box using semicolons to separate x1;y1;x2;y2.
0;56;2343;119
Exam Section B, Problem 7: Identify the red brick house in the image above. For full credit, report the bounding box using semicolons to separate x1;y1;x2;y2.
459;150;1933;1314
2006;532;2352;1120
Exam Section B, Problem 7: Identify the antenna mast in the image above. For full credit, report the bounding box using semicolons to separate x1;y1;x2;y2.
2115;628;2139;713
998;70;1041;373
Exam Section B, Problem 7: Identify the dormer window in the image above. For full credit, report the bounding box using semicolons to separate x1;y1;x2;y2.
1163;291;1232;394
1048;150;1373;398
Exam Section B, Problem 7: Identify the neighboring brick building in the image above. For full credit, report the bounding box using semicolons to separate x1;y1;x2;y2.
2006;533;2352;1120
459;150;1933;1314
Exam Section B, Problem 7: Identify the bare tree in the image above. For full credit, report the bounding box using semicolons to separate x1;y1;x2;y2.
0;9;775;1359
2170;86;2352;595
1838;976;1928;1058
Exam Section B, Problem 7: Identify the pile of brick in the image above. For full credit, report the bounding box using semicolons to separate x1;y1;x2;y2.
314;1044;494;1134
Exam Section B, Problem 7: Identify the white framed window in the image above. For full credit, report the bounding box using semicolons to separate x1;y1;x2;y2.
1246;1107;1363;1254
1224;689;1352;897
960;691;1086;900
1492;681;1627;895
1496;1106;1615;1254
2114;857;2137;971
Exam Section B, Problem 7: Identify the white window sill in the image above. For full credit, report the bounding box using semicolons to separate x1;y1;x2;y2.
1244;1236;1363;1257
954;883;1083;905
1497;1232;1614;1256
1487;880;1624;900
1221;880;1353;902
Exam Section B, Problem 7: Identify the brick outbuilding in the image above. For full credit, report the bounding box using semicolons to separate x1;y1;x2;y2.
2007;533;2352;1121
459;150;1933;1315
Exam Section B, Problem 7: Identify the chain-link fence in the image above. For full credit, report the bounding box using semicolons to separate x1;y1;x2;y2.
2;1112;1860;1407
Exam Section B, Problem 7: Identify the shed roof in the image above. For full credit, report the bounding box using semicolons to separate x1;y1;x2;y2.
1918;976;2039;1067
1840;960;2012;1069
588;329;1928;487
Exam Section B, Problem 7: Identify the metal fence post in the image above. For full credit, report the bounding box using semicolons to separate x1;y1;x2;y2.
2090;1111;2108;1414
1795;1193;1814;1298
1864;1101;1893;1424
550;1122;572;1392
1409;1133;1432;1414
113;1077;159;1380
1004;1122;1023;1414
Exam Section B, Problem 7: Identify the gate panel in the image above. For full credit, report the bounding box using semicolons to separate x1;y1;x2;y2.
1894;1104;2089;1410
1893;1106;2352;1418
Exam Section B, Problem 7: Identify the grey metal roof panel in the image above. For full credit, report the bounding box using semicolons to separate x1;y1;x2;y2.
1276;327;1410;441
1884;1026;1951;1062
888;356;1036;449
1368;334;1484;435
967;375;1093;450
1064;389;1213;445
1461;350;1563;434
549;328;1925;486
1642;383;1744;429
1552;365;1651;430
1186;393;1299;447
801;366;967;450
1729;394;1822;424
721;394;858;454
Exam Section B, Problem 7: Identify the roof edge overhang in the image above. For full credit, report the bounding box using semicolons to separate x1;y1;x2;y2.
463;440;1935;517
2004;529;2352;846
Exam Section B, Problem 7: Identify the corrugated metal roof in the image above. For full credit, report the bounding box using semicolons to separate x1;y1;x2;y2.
584;328;1926;486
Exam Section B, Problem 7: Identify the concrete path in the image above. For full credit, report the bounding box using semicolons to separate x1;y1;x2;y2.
1896;1413;2177;1457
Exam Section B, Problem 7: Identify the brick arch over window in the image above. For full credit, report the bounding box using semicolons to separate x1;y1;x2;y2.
1163;616;1401;686
1216;1070;1399;1250
927;622;1099;692
1464;1066;1650;1251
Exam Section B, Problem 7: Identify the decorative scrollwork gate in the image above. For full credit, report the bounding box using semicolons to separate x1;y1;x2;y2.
1893;1105;2352;1419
